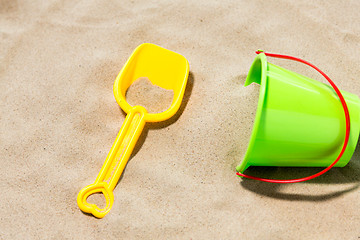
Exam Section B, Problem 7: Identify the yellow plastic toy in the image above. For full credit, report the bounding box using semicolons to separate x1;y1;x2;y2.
77;43;189;218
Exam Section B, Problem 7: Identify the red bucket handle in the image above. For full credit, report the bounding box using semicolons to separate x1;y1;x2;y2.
236;50;351;183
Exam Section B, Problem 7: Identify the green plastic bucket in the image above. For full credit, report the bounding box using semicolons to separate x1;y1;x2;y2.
236;53;360;173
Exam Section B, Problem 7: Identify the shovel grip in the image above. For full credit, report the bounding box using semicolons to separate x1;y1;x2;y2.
77;182;113;218
78;106;146;217
95;106;146;189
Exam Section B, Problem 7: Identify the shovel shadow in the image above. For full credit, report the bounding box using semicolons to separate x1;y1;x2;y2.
131;71;194;153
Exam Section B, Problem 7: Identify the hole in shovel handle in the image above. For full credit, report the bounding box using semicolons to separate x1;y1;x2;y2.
77;183;114;218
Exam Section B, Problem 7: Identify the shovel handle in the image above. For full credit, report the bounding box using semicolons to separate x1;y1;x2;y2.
78;106;146;218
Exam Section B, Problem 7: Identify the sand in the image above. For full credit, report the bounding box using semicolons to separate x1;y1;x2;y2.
126;77;174;113
1;0;360;239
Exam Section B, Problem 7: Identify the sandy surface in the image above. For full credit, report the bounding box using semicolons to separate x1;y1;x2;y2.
126;77;174;113
1;0;360;239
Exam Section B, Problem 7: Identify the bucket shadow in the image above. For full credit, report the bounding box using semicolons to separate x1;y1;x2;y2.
115;71;194;184
239;139;360;202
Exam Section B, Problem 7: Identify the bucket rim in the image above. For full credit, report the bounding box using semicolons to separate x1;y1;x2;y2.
236;53;268;173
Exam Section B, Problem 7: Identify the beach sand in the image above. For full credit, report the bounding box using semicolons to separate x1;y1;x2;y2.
1;0;360;239
126;77;174;114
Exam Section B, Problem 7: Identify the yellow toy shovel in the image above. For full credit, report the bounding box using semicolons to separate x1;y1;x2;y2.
77;43;189;218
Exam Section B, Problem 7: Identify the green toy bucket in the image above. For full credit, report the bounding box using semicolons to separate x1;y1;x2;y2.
236;53;360;174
